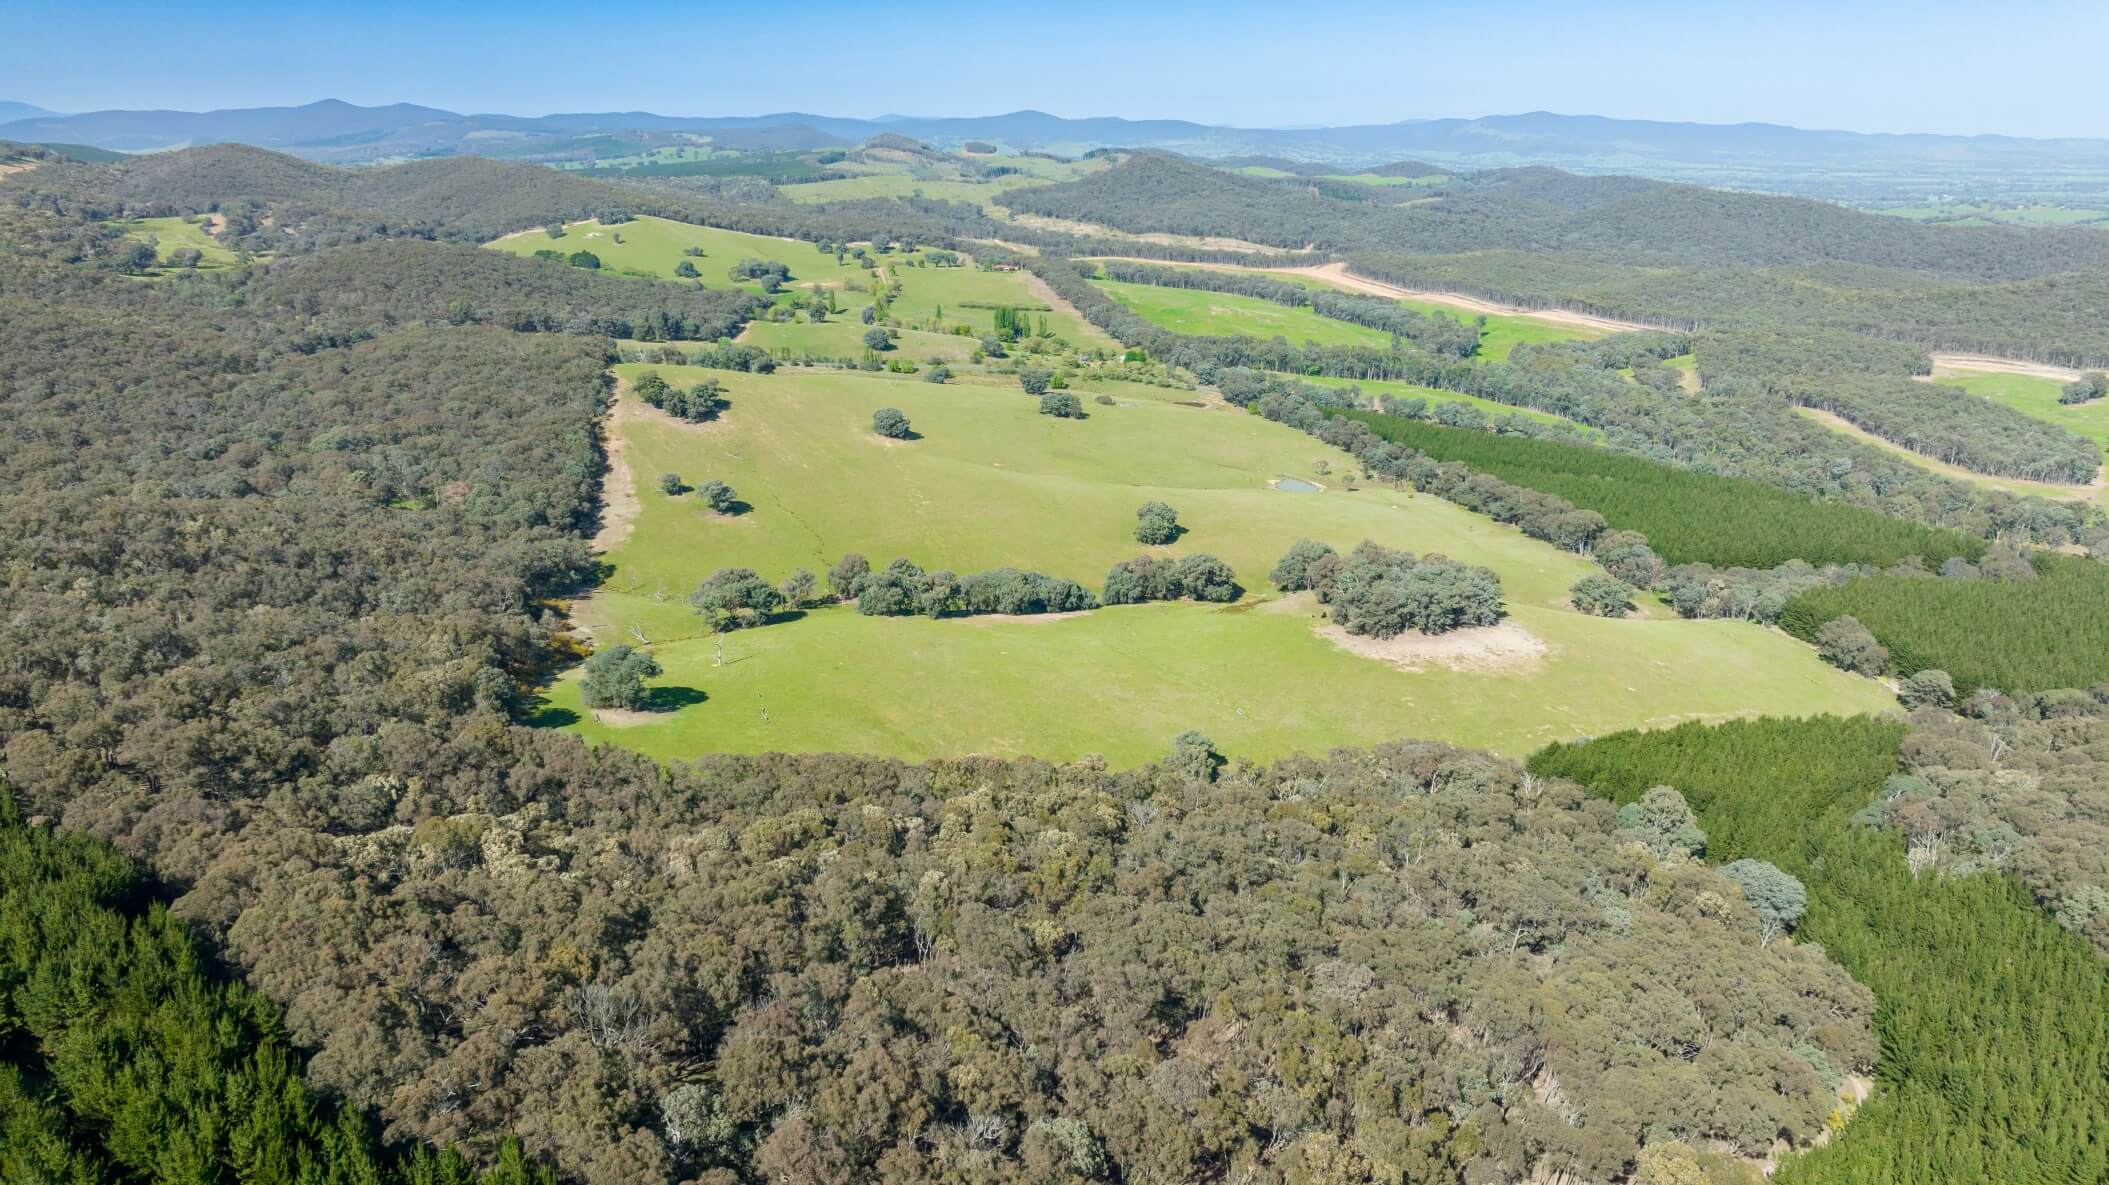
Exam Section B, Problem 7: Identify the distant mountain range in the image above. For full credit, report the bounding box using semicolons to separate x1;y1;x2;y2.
9;99;2109;202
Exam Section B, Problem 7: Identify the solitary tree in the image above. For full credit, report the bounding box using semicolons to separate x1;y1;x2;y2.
872;407;914;439
689;567;784;631
674;259;699;278
579;645;661;710
1039;392;1085;419
1019;368;1053;396
658;472;683;495
863;328;893;351
1134;501;1180;545
1717;859;1808;946
696;480;739;514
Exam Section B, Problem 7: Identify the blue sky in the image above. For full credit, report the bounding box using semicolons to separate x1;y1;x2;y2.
8;0;2108;138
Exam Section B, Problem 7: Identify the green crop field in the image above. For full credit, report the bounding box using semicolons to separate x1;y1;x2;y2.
543;363;1890;764
113;215;243;270
1092;278;1399;348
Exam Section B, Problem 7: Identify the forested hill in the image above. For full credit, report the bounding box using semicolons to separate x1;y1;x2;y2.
1003;154;2109;278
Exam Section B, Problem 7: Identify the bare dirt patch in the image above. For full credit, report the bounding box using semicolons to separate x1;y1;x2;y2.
953;609;1095;626
1293;263;1651;333
1929;352;2083;382
593;387;643;552
0;160;39;177
999;210;1311;256
1319;620;1549;673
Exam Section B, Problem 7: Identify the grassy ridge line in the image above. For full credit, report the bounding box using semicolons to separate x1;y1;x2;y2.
1339;410;1982;569
1528;718;2109;1185
1780;552;2109;694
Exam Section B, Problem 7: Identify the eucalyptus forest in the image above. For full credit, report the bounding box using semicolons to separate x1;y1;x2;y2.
3;65;2108;1185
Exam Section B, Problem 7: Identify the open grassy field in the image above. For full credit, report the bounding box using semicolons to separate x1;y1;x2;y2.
487;215;884;291
114;215;243;270
1934;368;2109;452
888;260;1118;347
548;363;1891;764
1298;375;1586;430
1092;278;1398;348
783;152;1099;208
1088;260;1601;360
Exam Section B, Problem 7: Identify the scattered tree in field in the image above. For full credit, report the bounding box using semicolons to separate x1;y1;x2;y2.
1170;730;1222;782
806;301;827;323
729;258;791;284
1718;859;1808;946
1173;554;1242;602
1897;668;1955;708
1039;392;1085;419
779;568;818;609
861;305;877;325
638;373;726;422
862;328;894;351
2060;373;2107;404
1616;785;1707;858
872;407;913;439
657;472;683;495
829;553;871;600
689;567;784;631
695;479;738;514
1102;554;1242;604
1816;615;1889;676
1318;541;1503;636
544;223;565;238
1019;368;1053;395
979;335;1006;358
683;245;704;257
1133;500;1180;544
567;250;601;270
674;259;699;279
924;363;952;384
1571;574;1637;617
580;645;662;710
1270;539;1339;591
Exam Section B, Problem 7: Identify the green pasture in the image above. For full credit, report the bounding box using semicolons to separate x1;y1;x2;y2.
114;215;242;270
1092;279;1398;348
1298;375;1586;430
487;215;887;291
553;363;1891;764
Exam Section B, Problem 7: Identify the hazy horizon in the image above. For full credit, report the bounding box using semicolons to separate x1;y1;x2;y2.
9;0;2109;140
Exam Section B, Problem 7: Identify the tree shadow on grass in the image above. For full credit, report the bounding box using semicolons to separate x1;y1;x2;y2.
641;685;708;711
522;698;580;729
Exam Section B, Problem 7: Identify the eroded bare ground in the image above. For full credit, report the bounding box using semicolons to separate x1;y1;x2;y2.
998;210;1313;255
1929;352;2083;382
592;384;642;553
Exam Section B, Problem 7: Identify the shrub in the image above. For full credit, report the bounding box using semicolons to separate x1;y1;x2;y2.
658;472;683;495
1318;541;1503;637
872;407;913;439
580;644;661;710
1134;500;1180;545
863;328;893;351
1039;392;1085;419
1019;368;1053;395
1570;574;1636;617
696;479;738;513
1815;615;1890;676
1270;539;1339;591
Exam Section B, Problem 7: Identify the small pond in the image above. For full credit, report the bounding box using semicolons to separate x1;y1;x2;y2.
1273;476;1321;492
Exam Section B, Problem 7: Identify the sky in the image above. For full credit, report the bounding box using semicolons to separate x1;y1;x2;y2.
7;0;2109;139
